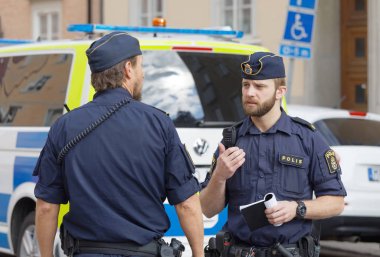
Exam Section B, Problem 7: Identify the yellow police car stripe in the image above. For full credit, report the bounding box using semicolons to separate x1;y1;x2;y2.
67;45;89;109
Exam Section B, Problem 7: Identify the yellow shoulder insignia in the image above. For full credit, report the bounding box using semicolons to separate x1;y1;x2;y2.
325;149;340;174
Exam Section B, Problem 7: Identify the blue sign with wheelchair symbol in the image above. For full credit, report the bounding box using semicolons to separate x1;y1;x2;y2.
289;0;316;9
283;11;315;43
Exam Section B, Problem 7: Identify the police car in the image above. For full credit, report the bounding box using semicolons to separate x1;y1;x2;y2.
0;23;268;257
287;104;380;242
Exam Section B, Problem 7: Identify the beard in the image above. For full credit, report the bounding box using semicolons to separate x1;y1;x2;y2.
133;81;142;101
242;92;276;117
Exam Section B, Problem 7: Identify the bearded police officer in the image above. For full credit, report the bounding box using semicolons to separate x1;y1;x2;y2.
200;52;346;257
34;32;204;257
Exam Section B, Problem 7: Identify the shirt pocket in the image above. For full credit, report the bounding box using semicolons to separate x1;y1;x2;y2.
276;152;310;198
227;145;253;191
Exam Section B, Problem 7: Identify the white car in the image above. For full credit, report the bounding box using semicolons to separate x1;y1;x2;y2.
287;104;380;242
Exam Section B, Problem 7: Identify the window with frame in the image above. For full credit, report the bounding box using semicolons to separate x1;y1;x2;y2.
37;11;59;40
32;1;61;40
221;0;254;36
140;0;163;26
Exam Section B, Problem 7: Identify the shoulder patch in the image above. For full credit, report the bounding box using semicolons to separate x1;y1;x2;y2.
325;149;339;174
291;116;316;131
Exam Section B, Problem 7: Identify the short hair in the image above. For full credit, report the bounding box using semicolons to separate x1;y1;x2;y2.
91;56;138;92
274;78;286;89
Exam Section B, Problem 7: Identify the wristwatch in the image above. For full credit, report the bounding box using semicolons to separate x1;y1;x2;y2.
296;200;307;219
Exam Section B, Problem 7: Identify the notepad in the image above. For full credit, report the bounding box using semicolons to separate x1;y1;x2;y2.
239;192;281;231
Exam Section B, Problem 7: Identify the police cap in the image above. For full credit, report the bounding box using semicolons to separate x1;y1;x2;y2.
86;32;142;73
241;52;285;80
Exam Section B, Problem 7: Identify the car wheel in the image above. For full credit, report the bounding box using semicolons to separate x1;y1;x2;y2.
16;211;40;257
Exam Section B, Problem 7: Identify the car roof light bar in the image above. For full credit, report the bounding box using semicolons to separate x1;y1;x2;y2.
0;38;34;44
67;24;244;38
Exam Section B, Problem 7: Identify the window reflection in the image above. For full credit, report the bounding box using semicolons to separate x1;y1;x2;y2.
141;51;246;127
0;54;72;126
142;51;204;126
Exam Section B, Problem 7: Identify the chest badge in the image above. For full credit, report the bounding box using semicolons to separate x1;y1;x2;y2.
279;154;304;167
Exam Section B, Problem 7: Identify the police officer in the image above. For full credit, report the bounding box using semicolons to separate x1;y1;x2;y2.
200;52;347;257
34;32;204;257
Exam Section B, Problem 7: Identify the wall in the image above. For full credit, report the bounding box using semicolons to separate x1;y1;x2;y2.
62;0;101;39
103;0;129;26
368;0;380;114
165;0;211;28
0;0;31;39
301;0;341;108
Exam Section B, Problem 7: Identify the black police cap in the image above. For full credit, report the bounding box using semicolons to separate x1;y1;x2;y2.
86;32;142;73
241;52;285;80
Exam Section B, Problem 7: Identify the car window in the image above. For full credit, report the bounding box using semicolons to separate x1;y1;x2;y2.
0;53;72;126
142;51;246;127
314;118;380;146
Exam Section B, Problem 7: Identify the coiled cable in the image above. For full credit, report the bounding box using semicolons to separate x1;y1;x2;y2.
57;98;131;164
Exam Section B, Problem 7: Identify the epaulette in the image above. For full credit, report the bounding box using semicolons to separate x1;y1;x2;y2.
230;120;244;129
290;116;316;131
151;106;169;116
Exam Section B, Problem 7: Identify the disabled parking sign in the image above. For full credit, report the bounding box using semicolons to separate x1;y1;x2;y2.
280;0;318;59
283;11;315;43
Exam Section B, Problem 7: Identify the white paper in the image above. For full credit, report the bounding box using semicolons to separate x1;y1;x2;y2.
264;193;282;226
239;199;264;211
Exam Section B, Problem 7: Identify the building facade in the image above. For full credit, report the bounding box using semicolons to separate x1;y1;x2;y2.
1;0;380;113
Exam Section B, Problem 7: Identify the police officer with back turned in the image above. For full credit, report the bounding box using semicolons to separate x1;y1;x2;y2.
33;32;204;257
200;52;346;257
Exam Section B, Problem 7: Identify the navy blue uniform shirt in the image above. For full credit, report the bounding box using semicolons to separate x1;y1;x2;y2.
34;88;200;244
202;110;346;247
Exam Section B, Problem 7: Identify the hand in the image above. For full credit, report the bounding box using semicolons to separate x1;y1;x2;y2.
213;143;245;182
265;201;298;225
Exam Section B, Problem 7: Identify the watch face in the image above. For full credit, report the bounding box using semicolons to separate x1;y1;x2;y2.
300;206;306;215
297;201;306;218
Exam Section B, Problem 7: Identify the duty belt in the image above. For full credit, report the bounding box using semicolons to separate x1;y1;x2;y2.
74;240;160;257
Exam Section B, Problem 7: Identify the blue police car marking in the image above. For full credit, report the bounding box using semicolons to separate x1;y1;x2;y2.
16;132;48;148
0;132;46;250
0;232;9;249
13;157;39;189
164;205;227;236
0;194;11;223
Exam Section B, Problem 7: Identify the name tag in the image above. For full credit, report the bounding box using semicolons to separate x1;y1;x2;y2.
279;154;304;167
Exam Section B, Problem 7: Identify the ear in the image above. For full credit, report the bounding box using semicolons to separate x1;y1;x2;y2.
276;86;287;100
124;61;133;79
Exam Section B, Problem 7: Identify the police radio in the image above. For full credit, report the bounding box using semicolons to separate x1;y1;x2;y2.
222;126;237;149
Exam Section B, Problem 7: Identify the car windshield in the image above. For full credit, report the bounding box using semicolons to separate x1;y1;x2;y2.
314;118;380;146
142;51;246;127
